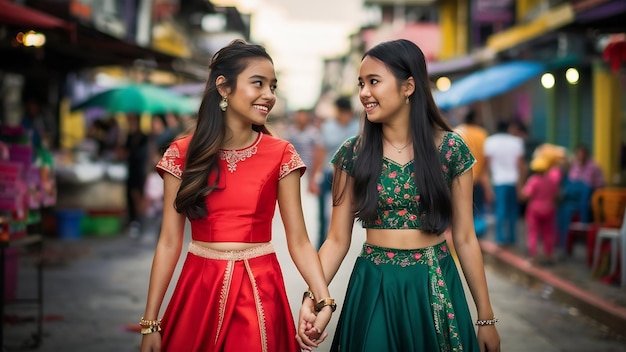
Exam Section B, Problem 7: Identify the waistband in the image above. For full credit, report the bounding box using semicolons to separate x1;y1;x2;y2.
188;242;275;261
359;240;450;266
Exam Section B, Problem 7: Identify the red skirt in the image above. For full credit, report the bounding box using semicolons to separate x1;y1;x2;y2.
161;242;299;352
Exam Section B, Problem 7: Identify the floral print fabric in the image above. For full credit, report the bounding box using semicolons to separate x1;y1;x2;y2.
331;132;476;229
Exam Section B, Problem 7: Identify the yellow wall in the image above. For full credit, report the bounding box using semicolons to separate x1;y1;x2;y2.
60;98;85;150
439;0;458;60
516;0;542;22
592;61;623;186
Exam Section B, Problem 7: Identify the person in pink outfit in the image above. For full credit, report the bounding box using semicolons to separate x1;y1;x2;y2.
520;156;560;264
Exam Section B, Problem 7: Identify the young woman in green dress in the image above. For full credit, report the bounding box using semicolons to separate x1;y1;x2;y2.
298;39;501;351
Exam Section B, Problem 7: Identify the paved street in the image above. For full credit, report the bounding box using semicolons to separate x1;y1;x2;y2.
4;186;626;352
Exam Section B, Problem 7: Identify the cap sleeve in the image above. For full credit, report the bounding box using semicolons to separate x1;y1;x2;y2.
331;136;358;176
279;142;306;180
440;132;476;181
156;137;187;179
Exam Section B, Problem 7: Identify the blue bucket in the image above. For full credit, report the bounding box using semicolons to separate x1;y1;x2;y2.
55;209;85;240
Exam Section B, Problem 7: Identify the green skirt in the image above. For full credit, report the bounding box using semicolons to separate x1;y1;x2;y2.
331;241;479;352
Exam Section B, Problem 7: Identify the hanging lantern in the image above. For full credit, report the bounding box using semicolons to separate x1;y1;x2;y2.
603;34;626;73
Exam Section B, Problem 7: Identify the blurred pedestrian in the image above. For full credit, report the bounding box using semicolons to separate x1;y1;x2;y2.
455;109;493;237
20;97;55;149
520;156;560;265
142;146;165;238
121;112;149;238
569;143;605;191
556;143;605;227
150;114;172;155
283;109;321;172
300;39;500;352
139;39;333;352
484;120;526;246
165;112;185;139
308;96;359;249
102;116;122;160
510;119;541;169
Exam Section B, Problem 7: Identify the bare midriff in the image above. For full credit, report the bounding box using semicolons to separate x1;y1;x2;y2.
191;240;271;251
366;228;448;249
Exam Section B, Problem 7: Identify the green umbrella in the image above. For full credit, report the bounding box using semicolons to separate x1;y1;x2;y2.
71;84;199;114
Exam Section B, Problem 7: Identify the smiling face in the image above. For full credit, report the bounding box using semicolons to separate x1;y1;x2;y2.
221;57;277;127
358;55;412;125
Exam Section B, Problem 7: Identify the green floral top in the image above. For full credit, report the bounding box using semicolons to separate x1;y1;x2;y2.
331;132;476;229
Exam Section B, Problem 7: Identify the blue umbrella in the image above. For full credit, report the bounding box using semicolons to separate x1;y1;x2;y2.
434;61;546;110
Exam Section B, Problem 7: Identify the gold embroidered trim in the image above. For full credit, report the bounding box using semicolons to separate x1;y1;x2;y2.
279;144;306;179
188;242;275;261
215;260;233;346
218;134;263;173
156;144;183;178
244;259;268;352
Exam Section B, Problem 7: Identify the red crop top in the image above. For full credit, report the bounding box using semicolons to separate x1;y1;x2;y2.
156;132;305;243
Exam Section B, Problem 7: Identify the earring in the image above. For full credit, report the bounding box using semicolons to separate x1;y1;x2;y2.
405;96;410;105
219;97;228;111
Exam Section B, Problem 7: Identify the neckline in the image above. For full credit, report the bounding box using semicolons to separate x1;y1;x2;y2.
383;156;414;168
220;132;262;152
381;131;451;168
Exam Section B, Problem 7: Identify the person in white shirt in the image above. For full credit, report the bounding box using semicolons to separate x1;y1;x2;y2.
484;120;526;246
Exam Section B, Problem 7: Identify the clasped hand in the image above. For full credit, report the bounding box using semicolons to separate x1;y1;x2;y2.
295;299;331;351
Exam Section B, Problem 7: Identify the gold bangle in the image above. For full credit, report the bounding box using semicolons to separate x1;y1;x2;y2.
475;317;499;326
140;325;161;335
302;290;315;303
314;298;337;313
140;317;162;328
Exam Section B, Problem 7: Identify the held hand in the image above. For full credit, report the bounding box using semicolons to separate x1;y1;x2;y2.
477;325;500;352
307;307;332;342
140;332;162;352
296;299;318;351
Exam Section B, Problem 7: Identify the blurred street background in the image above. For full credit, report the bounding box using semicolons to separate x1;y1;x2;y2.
1;0;626;351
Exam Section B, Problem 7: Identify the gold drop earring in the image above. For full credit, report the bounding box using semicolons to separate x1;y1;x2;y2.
405;96;410;105
219;96;228;111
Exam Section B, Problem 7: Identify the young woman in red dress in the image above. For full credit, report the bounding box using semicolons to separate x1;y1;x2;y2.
139;39;334;352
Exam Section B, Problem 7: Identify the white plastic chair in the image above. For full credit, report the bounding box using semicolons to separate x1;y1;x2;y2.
591;207;626;281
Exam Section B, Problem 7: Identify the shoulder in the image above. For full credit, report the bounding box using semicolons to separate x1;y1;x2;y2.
440;131;467;149
260;133;304;162
439;131;476;179
340;135;359;151
173;134;192;149
262;134;306;178
261;133;292;150
331;135;359;172
165;134;191;158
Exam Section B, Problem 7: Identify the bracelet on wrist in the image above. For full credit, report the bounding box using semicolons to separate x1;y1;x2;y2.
314;298;337;313
302;290;315;303
475;317;499;326
140;325;162;335
139;317;162;328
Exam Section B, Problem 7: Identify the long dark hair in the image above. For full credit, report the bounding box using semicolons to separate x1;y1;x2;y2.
176;39;273;219
343;39;453;234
